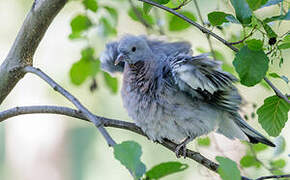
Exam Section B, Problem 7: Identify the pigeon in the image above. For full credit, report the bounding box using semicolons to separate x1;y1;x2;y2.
100;35;275;157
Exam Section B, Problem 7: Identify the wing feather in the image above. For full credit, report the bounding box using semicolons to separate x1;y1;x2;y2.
169;53;241;112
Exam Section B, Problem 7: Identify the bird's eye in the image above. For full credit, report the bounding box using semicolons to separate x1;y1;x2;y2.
131;46;136;52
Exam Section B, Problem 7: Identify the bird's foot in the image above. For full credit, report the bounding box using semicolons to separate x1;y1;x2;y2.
175;137;192;158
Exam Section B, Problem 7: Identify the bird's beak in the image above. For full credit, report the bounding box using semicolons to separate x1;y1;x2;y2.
115;53;125;66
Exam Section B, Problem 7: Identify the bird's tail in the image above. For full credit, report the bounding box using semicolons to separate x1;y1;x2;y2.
233;114;275;147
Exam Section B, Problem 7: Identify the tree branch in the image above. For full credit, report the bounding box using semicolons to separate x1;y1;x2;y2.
137;0;239;52
0;105;260;180
137;0;289;104
22;66;116;147
264;77;290;103
255;174;290;180
0;0;67;104
229;26;257;45
0;105;218;172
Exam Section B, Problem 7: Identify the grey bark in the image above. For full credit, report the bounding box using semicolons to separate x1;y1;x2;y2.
0;0;67;104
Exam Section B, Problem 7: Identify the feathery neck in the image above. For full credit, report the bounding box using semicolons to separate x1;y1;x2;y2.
125;59;158;79
123;58;160;94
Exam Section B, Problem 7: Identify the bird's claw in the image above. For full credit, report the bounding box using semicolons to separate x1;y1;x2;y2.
175;143;187;158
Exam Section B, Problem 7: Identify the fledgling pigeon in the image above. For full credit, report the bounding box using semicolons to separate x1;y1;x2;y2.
100;35;275;157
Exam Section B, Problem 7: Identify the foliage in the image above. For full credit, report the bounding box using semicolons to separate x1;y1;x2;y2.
197;137;211;146
257;96;290;137
167;11;196;31
113;141;188;179
233;45;269;86
67;0;290;179
114;141;146;179
145;161;188;179
216;156;241;180
69;1;118;93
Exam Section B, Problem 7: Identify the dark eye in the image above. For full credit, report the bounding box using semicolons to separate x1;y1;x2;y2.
131;46;136;52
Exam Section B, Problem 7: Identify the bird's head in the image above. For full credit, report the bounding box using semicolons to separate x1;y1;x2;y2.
115;35;152;66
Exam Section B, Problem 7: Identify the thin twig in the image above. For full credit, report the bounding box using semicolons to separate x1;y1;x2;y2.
229;26;257;45
137;0;239;52
255;174;290;180
172;0;192;10
137;0;290;104
264;77;290;103
193;0;216;59
22;66;116;147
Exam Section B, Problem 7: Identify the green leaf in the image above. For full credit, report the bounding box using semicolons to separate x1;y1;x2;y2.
257;96;290;137
81;47;94;60
168;11;196;31
69;14;92;39
156;0;170;4
278;42;290;50
197;137;211;146
70;59;99;85
230;0;252;24
145;162;188;179
240;155;261;168
246;0;268;10
103;6;118;26
216;156;241;180
207;12;240;26
222;63;236;74
83;0;98;12
103;72;118;93
70;48;99;85
270;159;286;169
233;46;269;86
128;7;155;25
143;3;152;14
207;11;240;26
114;141;146;179
70;61;87;85
245;39;263;51
208;11;230;26
142;0;169;14
282;34;290;42
213;51;225;61
252;143;268;152
274;136;286;156
262;22;277;38
99;17;117;37
269;73;289;84
268;72;280;78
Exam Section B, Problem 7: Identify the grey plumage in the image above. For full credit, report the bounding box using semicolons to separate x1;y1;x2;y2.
100;35;275;155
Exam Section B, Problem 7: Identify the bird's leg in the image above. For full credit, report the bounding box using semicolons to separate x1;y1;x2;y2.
175;136;194;158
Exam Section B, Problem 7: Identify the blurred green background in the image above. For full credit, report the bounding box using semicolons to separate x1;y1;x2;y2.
0;0;289;179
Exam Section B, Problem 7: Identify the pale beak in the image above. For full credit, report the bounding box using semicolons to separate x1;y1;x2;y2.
115;53;125;66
